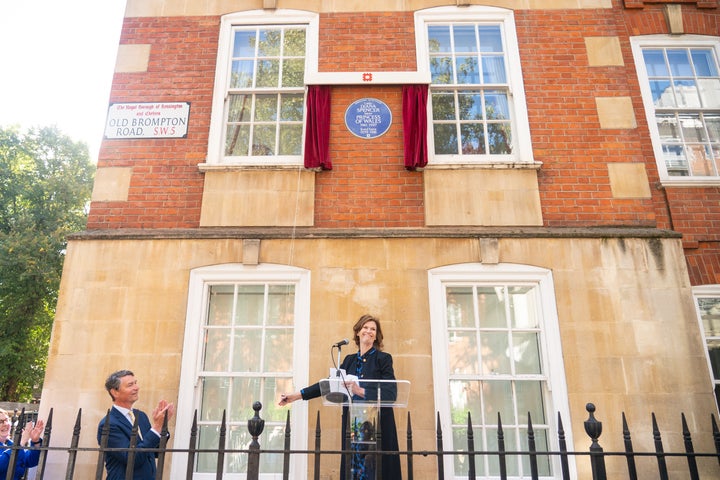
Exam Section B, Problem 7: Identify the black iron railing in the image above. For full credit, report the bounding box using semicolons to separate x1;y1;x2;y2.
4;402;720;480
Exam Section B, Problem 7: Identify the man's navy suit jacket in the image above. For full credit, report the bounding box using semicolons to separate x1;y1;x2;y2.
97;407;160;480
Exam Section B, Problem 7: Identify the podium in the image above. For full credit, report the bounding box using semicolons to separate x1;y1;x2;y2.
318;373;410;446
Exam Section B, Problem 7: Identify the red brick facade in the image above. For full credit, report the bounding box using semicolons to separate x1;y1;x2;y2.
88;5;720;284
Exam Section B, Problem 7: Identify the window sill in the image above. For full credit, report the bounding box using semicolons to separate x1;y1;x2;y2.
198;163;308;173
424;161;543;171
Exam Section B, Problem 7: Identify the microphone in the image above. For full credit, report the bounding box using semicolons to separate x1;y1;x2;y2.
332;339;349;347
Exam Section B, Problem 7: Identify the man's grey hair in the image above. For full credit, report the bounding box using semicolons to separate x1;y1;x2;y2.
105;369;134;400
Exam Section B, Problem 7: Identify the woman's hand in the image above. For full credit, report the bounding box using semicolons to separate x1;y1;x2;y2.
345;381;365;398
278;392;301;406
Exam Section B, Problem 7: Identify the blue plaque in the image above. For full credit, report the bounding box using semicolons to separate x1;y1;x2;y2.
344;98;392;139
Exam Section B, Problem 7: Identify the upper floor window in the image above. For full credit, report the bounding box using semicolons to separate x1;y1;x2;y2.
415;7;534;166
206;11;319;166
632;36;720;184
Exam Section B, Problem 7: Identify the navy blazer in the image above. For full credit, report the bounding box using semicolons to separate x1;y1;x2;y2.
0;439;41;480
97;407;161;480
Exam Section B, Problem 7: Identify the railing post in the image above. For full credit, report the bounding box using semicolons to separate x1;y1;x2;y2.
185;410;198;480
64;409;81;480
155;409;170;479
527;413;538;480
651;413;669;480
246;401;265;480
436;411;444;480
406;412;414;480
497;413;507;480
557;412;570;480
283;410;291;480
314;411;321;480
681;413;700;480
621;412;638;480
215;410;227;480
96;409;111;479
584;403;606;480
6;409;25;480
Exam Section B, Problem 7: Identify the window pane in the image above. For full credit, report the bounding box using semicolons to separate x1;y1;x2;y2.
283;28;306;56
280;94;304;121
208;285;233;325
432;92;457;120
282;58;304;87
431;56;454;84
258;29;281;56
707;114;720;142
200;377;228;421
456;56;479;84
449;380;482;424
708;340;720;380
449;331;479;374
227;94;251;122
460;123;485;154
674;79;701;108
482;332;511;375
267;284;295;325
197;425;220;472
236;285;264;325
254;94;278;121
233;329;262;372
279;124;302;155
233;30;256;57
649;80;674;107
509;286;538;328
485;91;509;120
264;328;293;372
477;287;506;328
428;25;452;53
680;114;706;142
485;380;514;424
252;124;277;155
230;59;254;88
516;381;545;422
643;49;668;76
692;49;718;76
482;56;506;83
667;49;693;76
204;328;230;372
225;125;250;156
657;113;680;141
434;123;458;154
231;378;261;422
698;79;720;108
488;123;512;154
478;25;503;53
453;25;477;53
447;286;474;328
458;92;483;120
513;332;541;374
256;59;279;88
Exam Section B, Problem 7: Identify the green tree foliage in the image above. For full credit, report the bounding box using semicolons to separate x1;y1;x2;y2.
0;126;95;401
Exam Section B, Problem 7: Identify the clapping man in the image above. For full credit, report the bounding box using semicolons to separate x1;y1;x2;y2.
97;370;175;480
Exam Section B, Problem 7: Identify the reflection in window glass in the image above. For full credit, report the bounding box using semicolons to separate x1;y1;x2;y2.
697;294;720;412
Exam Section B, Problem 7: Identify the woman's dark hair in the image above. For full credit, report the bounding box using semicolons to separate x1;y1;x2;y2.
352;314;384;350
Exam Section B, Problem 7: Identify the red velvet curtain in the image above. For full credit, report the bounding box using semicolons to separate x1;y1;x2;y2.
402;84;429;170
304;85;332;170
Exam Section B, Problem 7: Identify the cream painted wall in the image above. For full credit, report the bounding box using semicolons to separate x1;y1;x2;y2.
39;234;716;478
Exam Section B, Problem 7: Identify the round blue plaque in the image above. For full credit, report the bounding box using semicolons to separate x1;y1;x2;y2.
344;98;392;139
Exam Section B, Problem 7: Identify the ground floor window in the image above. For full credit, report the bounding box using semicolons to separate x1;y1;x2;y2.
694;285;720;413
173;264;310;479
428;263;573;479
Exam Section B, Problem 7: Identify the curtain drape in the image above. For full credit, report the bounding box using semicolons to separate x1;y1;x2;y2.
304;85;332;170
402;84;429;171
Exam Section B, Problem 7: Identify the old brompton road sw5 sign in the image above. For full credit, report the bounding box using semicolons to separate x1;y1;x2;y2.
105;102;190;139
344;98;392;139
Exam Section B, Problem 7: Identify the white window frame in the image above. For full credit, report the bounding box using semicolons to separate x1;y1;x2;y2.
631;34;720;186
693;284;720;413
428;263;574;479
415;6;535;167
171;263;311;480
204;10;319;167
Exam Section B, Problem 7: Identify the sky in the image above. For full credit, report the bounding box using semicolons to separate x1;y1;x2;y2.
0;0;127;162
